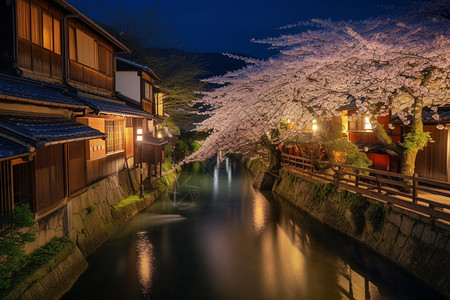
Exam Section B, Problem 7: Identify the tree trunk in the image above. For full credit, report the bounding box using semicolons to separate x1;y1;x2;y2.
399;149;419;187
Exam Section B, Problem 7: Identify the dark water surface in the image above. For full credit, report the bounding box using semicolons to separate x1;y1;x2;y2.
64;161;445;300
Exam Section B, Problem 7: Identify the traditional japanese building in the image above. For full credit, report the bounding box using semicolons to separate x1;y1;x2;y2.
115;56;167;179
0;0;163;220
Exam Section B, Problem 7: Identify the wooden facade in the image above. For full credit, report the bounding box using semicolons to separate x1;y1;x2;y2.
34;144;65;214
0;0;163;220
415;125;450;182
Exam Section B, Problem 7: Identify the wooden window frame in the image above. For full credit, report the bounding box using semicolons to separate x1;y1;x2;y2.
19;0;61;54
105;119;124;154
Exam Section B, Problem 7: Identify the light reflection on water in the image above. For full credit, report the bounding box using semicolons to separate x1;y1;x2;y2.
63;161;445;300
135;232;154;295
251;189;270;234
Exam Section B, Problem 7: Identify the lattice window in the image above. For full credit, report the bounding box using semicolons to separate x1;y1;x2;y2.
106;120;124;153
125;117;133;128
114;120;124;152
105;120;114;153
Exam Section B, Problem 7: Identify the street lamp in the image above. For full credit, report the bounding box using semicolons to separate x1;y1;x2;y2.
137;128;144;198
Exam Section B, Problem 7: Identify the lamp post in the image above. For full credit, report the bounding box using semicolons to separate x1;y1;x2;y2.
137;128;144;198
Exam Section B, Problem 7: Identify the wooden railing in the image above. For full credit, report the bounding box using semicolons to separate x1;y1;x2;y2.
281;153;450;223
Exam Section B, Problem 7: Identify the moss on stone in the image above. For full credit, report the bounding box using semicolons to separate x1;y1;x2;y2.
366;203;385;232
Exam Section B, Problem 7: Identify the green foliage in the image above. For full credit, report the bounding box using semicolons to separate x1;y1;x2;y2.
340;191;369;235
319;124;372;168
162;144;174;172
309;182;336;202
0;236;74;297
26;237;74;267
173;131;206;162
323;137;372;168
174;139;190;162
366;203;385;231
86;206;97;214
402;129;433;153
0;205;35;290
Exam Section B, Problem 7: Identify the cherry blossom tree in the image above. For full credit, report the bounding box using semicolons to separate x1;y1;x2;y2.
185;1;449;177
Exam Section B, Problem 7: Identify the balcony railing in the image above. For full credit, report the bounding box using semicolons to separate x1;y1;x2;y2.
281;153;450;223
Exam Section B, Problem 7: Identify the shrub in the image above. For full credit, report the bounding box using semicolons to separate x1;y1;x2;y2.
341;191;369;235
310;182;336;202
0;205;35;290
366;203;385;231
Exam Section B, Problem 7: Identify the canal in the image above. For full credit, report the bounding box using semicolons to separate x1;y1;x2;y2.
63;161;444;300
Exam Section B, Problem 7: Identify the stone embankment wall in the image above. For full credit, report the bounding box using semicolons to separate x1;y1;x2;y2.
4;241;87;300
12;167;178;299
241;156;268;176
271;169;450;297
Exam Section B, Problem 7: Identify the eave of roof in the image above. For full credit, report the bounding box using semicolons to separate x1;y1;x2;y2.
70;92;154;118
0;115;106;148
0;74;88;110
116;57;160;81
0;134;32;162
143;135;168;146
53;0;130;53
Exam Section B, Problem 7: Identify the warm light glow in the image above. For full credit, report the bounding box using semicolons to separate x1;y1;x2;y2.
287;119;291;124
312;122;317;131
436;124;445;130
137;135;143;141
266;131;270;135
364;117;372;130
136;232;154;295
137;128;143;135
312;119;316;123
252;190;269;233
157;132;162;138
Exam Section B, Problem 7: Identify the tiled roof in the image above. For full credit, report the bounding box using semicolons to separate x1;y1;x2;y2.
391;105;450;125
143;135;168;146
71;93;153;118
0;115;105;148
0;135;30;161
116;57;160;81
0;74;86;109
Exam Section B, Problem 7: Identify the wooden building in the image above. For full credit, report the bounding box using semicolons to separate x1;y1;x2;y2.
115;57;167;176
0;0;163;219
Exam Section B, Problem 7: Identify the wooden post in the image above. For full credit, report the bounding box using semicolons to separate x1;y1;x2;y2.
412;173;418;203
376;174;381;193
355;170;359;188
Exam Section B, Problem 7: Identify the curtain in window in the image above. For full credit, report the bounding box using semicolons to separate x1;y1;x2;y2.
42;11;53;51
76;29;97;68
17;0;30;40
31;4;41;45
69;26;76;60
53;18;61;54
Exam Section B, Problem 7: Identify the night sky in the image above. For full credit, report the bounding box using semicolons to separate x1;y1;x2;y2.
68;0;414;58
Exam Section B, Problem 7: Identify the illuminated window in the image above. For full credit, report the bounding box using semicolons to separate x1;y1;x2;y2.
105;120;124;153
76;29;98;69
18;1;61;54
17;0;30;40
144;82;152;100
364;117;372;130
348;114;373;131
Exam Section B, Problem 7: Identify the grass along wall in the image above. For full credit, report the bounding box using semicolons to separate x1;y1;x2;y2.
272;169;450;298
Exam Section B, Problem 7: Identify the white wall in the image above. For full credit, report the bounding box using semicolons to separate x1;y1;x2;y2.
115;71;141;103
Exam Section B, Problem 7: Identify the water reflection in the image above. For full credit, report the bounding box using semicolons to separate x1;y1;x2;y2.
251;189;270;234
136;232;154;296
64;162;445;300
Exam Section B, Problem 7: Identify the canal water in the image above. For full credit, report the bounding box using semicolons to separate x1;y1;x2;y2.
63;160;444;300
